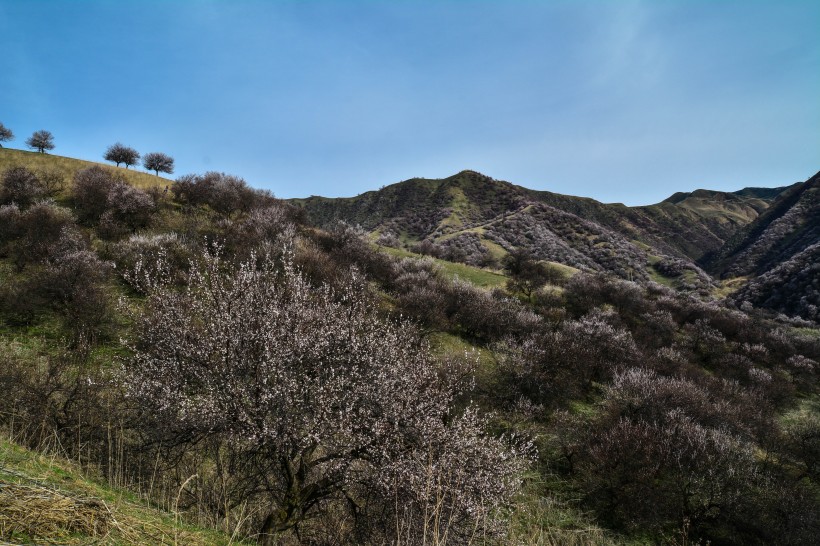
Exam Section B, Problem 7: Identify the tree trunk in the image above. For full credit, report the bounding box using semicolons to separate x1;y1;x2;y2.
258;512;278;546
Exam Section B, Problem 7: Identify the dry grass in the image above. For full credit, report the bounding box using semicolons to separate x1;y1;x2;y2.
0;147;172;194
0;438;243;545
0;481;110;540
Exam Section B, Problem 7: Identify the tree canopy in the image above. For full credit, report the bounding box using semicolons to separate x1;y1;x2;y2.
0;122;13;147
26;130;55;153
125;250;528;543
103;143;140;168
142;152;174;176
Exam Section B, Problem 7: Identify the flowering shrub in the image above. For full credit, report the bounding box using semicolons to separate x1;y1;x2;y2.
124;250;530;543
172;171;274;215
1;166;44;208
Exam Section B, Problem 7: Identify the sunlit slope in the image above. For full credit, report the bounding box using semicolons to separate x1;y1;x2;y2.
0;148;172;193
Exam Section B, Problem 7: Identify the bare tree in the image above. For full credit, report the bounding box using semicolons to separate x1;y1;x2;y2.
124;250;529;543
26;130;55;153
103;143;140;168
142;152;174;176
0;122;13;147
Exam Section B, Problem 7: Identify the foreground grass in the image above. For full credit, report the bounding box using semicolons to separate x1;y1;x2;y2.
0;438;244;545
0;148;172;193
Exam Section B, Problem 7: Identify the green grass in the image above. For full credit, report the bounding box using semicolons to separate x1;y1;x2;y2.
381;245;508;289
0;147;172;193
792;326;820;340
0;437;246;545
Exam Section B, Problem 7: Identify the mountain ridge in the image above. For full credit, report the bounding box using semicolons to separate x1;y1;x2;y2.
291;170;795;290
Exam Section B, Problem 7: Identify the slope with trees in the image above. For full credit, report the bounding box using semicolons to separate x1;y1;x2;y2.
0;151;819;545
704;172;820;321
294;170;787;264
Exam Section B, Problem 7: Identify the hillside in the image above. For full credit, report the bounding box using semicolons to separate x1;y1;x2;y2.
294;171;787;259
0;438;241;544
703;172;819;277
2;152;820;545
293;170;791;290
702;172;820;321
0;148;172;193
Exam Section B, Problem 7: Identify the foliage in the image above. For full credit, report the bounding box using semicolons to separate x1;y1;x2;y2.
1;152;818;544
503;248;564;297
734;242;820;322
103;181;156;233
73;165;118;223
72;166;155;234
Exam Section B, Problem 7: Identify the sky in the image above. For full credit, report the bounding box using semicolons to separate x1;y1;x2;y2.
1;0;818;205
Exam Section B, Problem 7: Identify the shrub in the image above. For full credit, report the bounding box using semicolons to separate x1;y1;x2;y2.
108;233;193;290
73;166;117;224
42;249;114;345
35;168;66;197
123;251;530;543
105;181;155;232
1;167;44;208
172;172;273;215
6;201;80;268
498;310;640;405
565;368;774;542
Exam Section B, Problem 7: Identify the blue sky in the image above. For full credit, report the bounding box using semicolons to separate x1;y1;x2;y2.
1;0;818;205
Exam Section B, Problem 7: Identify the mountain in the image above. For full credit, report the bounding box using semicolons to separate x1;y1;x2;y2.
703;172;819;277
702;171;820;321
292;170;789;289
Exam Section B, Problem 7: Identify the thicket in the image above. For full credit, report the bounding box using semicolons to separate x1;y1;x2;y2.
1;164;818;545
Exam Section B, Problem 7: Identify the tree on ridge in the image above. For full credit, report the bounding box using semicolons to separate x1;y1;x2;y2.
0;122;13;147
104;143;140;168
26;130;55;153
142;152;174;176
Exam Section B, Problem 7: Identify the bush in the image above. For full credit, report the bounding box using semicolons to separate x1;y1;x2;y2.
73;166;117;224
498;309;640;404
124;250;530;543
5;201;81;268
107;233;193;290
104;181;155;233
1;167;44;208
172;172;273;215
566;368;765;541
42;250;114;345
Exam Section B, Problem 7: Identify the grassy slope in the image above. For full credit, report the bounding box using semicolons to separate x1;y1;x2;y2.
381;245;510;289
0;148;172;193
294;170;785;270
703;173;819;276
0;438;243;545
0;151;231;544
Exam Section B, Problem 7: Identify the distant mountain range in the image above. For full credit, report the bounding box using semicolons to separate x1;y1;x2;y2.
292;169;818;320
